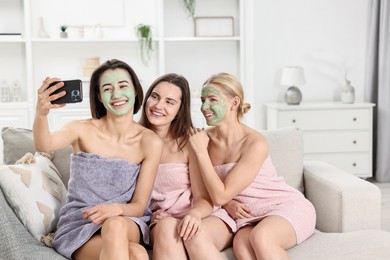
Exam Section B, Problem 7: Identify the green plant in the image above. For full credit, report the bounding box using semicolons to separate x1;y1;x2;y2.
182;0;196;18
60;25;68;32
135;24;153;65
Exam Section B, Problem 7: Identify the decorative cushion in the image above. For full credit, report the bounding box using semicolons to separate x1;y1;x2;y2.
260;127;304;193
1;127;72;187
0;152;67;241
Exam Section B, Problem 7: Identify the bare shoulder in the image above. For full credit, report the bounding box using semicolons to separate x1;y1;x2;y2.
242;125;268;152
138;125;163;147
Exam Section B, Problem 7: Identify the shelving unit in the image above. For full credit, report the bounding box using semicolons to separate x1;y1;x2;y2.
0;0;249;162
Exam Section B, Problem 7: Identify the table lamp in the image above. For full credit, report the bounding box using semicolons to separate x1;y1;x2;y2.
280;66;305;105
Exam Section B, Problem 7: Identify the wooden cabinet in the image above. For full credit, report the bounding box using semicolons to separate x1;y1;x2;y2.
265;102;375;178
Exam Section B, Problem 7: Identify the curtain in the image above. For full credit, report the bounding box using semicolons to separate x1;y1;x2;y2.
365;0;390;182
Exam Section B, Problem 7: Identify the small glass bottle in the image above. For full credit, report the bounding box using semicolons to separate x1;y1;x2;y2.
0;80;11;102
11;80;22;102
341;80;355;104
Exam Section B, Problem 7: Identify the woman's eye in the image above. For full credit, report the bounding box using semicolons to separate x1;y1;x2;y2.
120;85;128;89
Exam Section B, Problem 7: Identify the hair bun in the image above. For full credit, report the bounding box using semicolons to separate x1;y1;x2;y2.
241;103;251;114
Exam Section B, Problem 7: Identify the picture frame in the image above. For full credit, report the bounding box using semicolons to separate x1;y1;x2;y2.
194;16;234;37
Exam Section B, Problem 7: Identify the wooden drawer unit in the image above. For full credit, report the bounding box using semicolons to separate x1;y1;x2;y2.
266;102;375;178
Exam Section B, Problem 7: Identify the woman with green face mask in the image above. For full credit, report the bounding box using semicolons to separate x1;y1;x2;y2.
33;59;163;260
187;73;316;260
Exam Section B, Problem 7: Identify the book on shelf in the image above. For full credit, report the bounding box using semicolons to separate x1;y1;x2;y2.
0;33;23;39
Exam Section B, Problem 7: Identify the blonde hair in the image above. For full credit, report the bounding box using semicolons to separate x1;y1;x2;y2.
203;72;251;121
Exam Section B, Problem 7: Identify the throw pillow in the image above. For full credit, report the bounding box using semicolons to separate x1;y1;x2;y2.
1;127;72;187
0;152;67;241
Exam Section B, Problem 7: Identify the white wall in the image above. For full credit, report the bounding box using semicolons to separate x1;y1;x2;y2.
249;0;370;130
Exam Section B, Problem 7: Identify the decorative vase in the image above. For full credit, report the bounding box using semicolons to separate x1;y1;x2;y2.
38;17;49;38
341;80;355;104
11;80;22;102
93;24;103;38
0;80;11;102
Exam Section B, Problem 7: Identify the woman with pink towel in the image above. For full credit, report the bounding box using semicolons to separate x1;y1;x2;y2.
139;73;214;259
188;72;316;260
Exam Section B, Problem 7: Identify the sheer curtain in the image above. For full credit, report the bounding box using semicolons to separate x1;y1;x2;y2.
365;0;390;182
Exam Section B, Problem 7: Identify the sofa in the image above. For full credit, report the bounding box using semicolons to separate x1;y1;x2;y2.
1;126;390;260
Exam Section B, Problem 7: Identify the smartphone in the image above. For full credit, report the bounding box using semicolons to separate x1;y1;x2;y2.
49;79;83;104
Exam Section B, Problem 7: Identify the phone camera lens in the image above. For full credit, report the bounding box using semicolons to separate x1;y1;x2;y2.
71;90;80;101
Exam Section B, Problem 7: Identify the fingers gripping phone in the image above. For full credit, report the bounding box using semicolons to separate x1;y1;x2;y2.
49;80;83;104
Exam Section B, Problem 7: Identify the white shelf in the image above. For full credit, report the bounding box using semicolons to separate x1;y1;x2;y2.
30;38;141;43
164;36;241;42
0;0;246;131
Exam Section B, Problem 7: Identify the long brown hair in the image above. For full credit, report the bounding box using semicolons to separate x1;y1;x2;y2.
140;73;193;150
89;59;144;119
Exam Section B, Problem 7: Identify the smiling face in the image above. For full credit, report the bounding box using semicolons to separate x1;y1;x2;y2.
201;84;228;126
99;69;135;116
145;82;182;127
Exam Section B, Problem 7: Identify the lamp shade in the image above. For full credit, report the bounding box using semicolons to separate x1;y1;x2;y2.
280;66;305;86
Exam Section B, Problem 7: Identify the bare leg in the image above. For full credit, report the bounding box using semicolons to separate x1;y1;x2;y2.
234;215;297;260
73;234;102;260
233;226;255;260
151;217;187;260
74;216;147;260
184;216;233;260
128;242;149;260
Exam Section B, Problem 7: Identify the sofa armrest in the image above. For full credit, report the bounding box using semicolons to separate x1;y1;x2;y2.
303;161;381;233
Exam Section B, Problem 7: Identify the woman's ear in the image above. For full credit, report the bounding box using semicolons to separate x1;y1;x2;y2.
231;96;240;111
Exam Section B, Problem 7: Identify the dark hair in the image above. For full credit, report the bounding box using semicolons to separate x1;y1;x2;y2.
140;73;193;150
89;59;144;119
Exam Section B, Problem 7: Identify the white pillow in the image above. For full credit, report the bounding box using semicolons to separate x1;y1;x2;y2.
0;152;67;241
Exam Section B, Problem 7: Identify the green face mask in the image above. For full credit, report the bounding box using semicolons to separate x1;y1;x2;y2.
201;85;227;125
100;69;135;116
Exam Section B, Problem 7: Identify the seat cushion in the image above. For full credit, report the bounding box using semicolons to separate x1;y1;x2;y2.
288;229;390;260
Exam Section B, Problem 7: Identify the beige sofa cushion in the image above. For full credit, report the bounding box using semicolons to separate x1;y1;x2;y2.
1;127;72;188
261;127;304;193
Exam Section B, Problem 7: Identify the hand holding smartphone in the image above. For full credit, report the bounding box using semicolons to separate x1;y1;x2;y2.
49;79;83;104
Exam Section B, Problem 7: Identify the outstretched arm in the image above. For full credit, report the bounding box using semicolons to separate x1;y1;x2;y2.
33;77;77;152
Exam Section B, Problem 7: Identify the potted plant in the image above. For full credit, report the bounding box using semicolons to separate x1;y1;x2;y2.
135;24;153;65
182;0;196;18
60;25;68;38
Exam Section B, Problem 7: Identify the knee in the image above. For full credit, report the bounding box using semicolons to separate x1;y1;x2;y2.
249;228;269;250
153;217;180;241
128;244;149;260
101;216;128;240
152;217;181;246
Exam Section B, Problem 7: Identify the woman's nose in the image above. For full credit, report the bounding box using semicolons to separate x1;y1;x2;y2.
112;87;121;98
